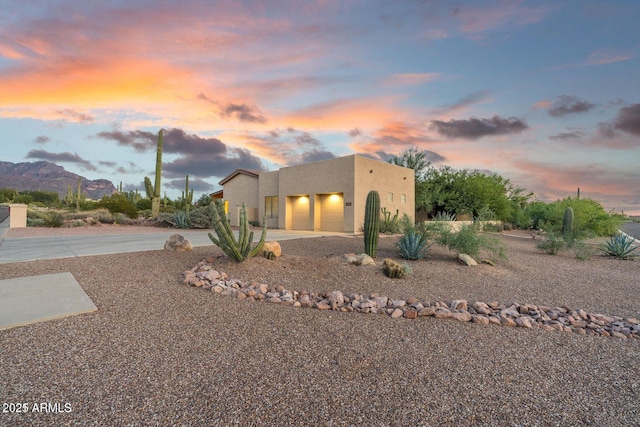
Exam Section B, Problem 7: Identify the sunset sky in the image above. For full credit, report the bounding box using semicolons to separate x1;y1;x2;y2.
1;0;639;214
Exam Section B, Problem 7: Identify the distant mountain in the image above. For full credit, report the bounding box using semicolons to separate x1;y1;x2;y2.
0;161;116;200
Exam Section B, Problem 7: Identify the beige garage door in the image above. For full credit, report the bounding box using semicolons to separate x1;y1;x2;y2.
291;195;311;230
320;193;344;232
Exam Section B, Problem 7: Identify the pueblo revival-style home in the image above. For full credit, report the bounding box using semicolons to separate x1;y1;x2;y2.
216;154;415;234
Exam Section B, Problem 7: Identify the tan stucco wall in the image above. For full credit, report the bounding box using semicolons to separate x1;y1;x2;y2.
224;154;415;233
353;156;415;231
223;174;259;226
258;170;279;229
277;155;356;232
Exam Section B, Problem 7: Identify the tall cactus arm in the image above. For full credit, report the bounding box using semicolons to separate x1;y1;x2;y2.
248;218;268;258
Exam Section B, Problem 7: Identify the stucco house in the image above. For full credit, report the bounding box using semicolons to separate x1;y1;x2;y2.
218;154;415;233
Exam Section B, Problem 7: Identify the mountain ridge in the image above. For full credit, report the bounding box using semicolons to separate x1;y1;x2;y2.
0;160;116;200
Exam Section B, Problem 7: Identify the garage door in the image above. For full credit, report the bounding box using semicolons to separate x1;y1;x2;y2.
290;195;311;230
320;193;344;232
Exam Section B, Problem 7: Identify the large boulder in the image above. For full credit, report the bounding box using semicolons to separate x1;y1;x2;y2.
164;234;192;251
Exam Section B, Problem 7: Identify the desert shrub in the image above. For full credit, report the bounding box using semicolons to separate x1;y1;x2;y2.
536;233;566;255
113;212;133;225
573;241;596;260
436;223;506;260
186;204;214;228
98;193;138;219
95;210;114;224
27;217;46;227
12;194;33;204
44;211;64;227
136;198;152;211
248;220;261;227
601;233;639;260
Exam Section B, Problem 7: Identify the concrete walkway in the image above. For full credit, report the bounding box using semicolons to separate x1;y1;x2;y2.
0;228;351;264
0;272;97;330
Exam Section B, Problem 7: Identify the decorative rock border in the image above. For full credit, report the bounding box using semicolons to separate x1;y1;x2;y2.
183;260;640;340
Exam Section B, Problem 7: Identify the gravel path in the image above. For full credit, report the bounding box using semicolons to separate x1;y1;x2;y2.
1;226;639;426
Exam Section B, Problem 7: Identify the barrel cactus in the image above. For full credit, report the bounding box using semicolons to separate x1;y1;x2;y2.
364;190;380;258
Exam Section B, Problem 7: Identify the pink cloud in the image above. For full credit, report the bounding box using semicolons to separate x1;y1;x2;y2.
452;1;550;35
586;48;634;66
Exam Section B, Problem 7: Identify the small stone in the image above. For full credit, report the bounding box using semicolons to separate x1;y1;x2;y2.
457;253;477;266
329;291;344;309
392;299;407;308
500;316;517;327
357;254;376;266
316;302;331;310
391;308;404;318
236;292;247;300
374;296;388;308
472;315;490;325
418;307;436;317
515;317;533;328
404;309;418;319
488;316;502;326
267;296;281;304
451;311;472;322
434;307;452;319
472;302;492;315
407;297;419;305
450;299;468;310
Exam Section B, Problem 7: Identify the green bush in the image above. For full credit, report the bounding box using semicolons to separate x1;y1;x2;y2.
437;223;506;260
98;193;138;219
536;233;566;255
525;197;623;237
136;198;152;210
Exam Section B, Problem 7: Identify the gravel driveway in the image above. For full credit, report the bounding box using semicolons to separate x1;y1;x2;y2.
1;226;639;426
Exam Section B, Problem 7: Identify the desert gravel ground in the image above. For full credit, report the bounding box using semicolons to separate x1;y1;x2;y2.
1;225;639;426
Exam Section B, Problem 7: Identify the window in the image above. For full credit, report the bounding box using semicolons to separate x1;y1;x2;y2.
265;196;279;218
400;194;406;204
387;192;393;202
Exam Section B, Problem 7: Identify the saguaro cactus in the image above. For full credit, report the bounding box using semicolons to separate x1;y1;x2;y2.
144;130;164;217
364;190;380;258
182;175;194;213
562;207;574;237
208;199;267;262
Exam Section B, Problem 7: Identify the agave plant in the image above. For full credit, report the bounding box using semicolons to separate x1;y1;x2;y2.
601;233;639;260
396;230;433;260
433;211;456;222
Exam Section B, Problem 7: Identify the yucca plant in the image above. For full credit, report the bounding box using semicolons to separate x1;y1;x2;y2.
397;230;433;260
601;233;639;260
